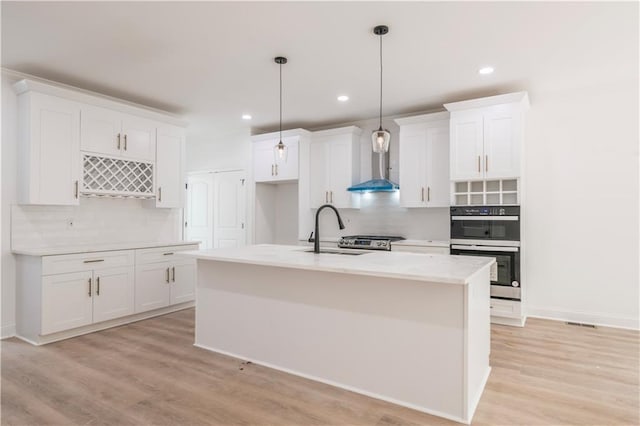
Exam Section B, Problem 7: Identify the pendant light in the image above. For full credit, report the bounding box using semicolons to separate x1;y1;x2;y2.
274;56;288;162
371;25;390;154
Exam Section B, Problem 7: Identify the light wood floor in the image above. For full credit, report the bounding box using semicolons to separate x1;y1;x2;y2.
2;309;638;425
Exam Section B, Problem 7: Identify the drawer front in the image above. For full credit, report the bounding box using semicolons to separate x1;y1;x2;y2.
135;245;199;265
42;250;134;275
391;245;450;255
490;299;521;318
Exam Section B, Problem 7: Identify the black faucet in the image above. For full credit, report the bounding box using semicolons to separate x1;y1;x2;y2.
314;204;345;253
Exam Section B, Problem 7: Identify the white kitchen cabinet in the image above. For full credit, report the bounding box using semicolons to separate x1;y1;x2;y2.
17;91;81;206
309;126;361;209
39;251;135;335
252;136;299;182
154;125;185;208
80;105;156;162
395;112;450;208
134;245;198;314
445;92;529;181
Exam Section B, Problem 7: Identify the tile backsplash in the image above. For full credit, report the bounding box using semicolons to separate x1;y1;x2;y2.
11;198;182;250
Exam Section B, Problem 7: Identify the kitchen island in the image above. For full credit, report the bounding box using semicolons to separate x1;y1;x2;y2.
182;244;494;424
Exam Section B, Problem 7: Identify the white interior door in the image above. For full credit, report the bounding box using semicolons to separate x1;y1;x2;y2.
214;170;247;248
186;173;214;249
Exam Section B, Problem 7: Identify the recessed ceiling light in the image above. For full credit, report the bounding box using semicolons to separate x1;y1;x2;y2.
242;114;252;120
337;95;349;102
478;67;494;75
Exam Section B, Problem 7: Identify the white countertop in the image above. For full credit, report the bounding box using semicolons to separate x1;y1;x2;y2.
12;241;200;256
392;239;450;248
182;244;493;285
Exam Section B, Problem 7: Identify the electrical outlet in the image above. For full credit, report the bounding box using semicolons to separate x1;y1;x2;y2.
66;218;74;229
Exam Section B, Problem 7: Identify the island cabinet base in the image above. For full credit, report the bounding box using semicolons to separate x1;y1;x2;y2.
195;260;491;424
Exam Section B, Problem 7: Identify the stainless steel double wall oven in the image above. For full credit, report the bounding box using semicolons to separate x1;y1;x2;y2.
450;206;521;301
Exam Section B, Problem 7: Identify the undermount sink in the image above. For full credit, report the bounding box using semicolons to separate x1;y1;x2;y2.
304;249;367;256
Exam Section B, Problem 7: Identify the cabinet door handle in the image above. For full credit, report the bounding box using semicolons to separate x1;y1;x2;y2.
124;134;127;151
163;252;174;256
427;186;431;202
485;155;489;172
421;187;425;202
275;164;278;176
325;191;328;203
83;259;104;263
166;267;170;283
88;278;92;297
117;133;121;150
96;277;100;296
75;180;79;199
172;266;176;282
330;191;333;203
158;187;162;202
271;165;274;176
477;156;481;173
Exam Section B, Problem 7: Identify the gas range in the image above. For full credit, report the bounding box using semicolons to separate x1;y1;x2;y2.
338;235;405;251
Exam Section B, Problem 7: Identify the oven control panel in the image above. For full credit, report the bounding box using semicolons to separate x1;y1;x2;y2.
450;206;520;216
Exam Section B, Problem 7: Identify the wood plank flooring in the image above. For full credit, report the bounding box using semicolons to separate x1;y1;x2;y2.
2;309;638;425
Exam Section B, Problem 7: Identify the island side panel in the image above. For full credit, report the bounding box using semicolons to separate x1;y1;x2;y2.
195;259;468;422
463;265;492;422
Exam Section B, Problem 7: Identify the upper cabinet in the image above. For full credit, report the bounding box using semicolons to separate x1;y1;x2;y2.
445;92;529;181
17;91;81;206
309;126;361;209
252;133;302;183
13;79;187;206
154;125;185;208
81;105;156;162
395;112;450;208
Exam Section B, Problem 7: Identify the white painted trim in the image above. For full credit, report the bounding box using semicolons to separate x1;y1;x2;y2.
2;70;187;127
491;315;526;327
527;307;639;330
250;128;311;142
194;343;471;425
394;111;450;126
444;91;530;112
1;324;16;339
310;125;362;137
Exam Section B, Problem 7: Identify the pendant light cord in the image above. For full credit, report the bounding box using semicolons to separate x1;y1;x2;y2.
379;33;383;130
279;62;283;142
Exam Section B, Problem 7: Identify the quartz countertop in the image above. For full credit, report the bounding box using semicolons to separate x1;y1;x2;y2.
12;241;201;256
181;244;493;285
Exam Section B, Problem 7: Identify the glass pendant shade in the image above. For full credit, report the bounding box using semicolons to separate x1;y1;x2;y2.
371;128;391;153
274;140;288;161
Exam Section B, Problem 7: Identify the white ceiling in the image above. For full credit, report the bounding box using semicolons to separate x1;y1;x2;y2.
2;1;637;143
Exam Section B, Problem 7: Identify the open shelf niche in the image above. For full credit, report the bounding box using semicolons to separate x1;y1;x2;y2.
452;179;519;206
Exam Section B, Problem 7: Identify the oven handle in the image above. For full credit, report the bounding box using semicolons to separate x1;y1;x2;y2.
451;216;519;221
451;245;519;252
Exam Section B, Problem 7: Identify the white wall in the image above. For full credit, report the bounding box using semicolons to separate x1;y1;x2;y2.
523;78;639;329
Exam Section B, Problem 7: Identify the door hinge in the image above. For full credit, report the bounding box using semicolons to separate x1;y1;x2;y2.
241;179;245;186
185;183;188;189
241;223;245;229
184;221;188;227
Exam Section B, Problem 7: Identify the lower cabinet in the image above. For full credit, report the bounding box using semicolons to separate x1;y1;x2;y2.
16;244;197;344
134;246;197;314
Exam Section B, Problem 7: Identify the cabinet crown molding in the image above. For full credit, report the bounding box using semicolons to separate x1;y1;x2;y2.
310;126;362;138
251;128;311;142
394;111;450;126
12;78;187;128
444;91;530;112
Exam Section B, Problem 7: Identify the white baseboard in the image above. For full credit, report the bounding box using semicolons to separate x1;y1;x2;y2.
1;324;16;339
527;307;639;330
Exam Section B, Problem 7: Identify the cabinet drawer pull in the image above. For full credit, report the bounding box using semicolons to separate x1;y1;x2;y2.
124;134;127;151
172;266;176;282
117;133;121;150
485;155;488;172
166;267;170;283
158;187;162;202
477;156;481;173
75;180;79;199
96;277;100;296
163;252;174;256
88;278;92;297
83;259;104;263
